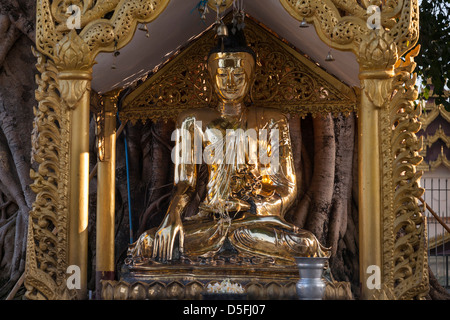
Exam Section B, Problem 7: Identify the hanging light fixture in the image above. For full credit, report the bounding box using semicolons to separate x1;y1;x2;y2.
111;42;120;69
214;2;228;37
138;24;150;38
325;35;335;62
299;17;309;28
325;50;335;62
216;20;229;37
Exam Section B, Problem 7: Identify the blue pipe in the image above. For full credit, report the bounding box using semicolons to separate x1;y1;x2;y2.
117;113;133;244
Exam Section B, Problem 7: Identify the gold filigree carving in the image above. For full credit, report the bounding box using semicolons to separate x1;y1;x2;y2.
37;0;170;59
121;16;357;123
54;30;94;71
25;49;75;300
57;76;91;110
36;0;63;60
379;45;429;299
54;0;122;32
81;0;170;56
280;0;366;51
280;0;419;66
371;284;396;300
53;31;94;109
361;78;394;108
358;29;398;72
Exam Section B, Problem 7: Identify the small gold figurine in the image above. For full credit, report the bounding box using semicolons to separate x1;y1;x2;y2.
128;27;330;266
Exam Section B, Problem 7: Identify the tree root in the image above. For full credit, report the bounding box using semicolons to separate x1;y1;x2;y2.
304;114;336;244
0;16;21;69
427;266;450;300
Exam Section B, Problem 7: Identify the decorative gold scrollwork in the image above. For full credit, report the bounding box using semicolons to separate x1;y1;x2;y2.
379;45;429;299
37;0;170;60
26;49;75;300
280;0;419;61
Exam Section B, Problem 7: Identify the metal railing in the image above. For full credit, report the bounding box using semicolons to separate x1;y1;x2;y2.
421;178;450;289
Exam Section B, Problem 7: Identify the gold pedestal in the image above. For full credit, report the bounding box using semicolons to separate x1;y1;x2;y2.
101;261;353;300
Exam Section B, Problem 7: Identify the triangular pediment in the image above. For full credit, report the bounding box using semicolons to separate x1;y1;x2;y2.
121;15;357;123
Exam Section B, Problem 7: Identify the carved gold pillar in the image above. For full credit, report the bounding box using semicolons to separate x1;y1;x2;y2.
357;30;397;299
67;72;91;300
358;74;391;299
95;89;121;299
55;31;94;300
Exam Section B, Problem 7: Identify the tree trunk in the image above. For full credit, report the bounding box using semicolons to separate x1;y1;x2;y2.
0;1;36;298
427;267;450;300
286;114;360;295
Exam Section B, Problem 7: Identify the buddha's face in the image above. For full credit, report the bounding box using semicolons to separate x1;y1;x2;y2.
207;52;255;103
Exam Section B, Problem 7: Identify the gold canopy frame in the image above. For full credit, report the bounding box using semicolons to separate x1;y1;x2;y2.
26;0;428;300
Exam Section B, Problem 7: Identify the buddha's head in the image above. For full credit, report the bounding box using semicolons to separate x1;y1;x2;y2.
207;26;256;103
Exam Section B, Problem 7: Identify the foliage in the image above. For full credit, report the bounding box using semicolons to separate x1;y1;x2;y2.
415;0;450;109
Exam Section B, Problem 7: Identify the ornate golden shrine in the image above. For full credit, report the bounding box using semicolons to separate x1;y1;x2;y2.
26;0;428;300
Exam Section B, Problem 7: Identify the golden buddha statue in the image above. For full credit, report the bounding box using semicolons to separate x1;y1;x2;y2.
127;27;330;267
